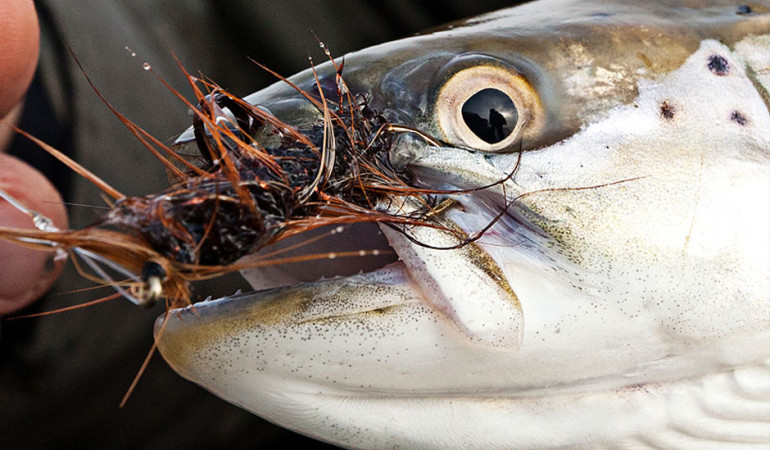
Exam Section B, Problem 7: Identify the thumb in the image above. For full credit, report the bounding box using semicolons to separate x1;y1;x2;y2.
0;0;39;119
0;154;68;315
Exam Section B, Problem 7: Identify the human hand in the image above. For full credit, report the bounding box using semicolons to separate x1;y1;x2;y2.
0;0;68;315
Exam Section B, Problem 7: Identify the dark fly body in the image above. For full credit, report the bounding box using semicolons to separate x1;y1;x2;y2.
102;80;412;268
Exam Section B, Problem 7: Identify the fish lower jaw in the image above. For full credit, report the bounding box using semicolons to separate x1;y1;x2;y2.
156;251;770;448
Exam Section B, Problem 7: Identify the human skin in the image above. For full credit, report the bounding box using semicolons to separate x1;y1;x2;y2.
0;0;68;315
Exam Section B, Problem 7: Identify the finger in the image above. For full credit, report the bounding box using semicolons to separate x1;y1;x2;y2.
0;0;40;119
0;154;68;315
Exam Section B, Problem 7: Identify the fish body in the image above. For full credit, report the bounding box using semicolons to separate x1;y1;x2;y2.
157;1;770;447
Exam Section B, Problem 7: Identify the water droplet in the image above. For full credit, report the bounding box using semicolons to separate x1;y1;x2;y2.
143;62;151;71
334;225;345;234
328;253;337;260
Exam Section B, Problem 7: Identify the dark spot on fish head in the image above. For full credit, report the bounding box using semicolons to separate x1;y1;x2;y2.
660;101;675;120
731;110;749;126
736;5;753;15
708;55;730;76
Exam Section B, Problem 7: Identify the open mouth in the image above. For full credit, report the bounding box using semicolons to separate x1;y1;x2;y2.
236;222;399;292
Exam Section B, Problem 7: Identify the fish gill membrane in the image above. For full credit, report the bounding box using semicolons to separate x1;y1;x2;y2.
0;0;768;448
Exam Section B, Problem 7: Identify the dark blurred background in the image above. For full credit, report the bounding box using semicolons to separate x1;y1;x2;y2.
1;1;521;448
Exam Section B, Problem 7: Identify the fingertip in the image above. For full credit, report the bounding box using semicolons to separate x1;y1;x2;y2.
0;154;68;315
0;0;40;119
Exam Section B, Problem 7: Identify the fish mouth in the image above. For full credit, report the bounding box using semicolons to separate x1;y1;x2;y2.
236;222;399;292
155;142;531;364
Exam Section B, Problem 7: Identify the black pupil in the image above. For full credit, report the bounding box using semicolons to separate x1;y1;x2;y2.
461;88;518;144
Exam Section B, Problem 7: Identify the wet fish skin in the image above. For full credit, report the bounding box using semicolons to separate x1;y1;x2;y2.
158;1;770;448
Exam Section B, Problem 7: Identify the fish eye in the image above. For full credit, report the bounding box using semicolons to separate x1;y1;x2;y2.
436;65;542;152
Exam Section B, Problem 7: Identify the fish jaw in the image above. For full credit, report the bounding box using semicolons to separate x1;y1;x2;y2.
157;2;770;448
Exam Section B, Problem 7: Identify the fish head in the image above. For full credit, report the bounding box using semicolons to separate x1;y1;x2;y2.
158;1;770;447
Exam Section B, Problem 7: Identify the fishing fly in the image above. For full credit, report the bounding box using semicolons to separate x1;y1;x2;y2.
0;46;481;314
